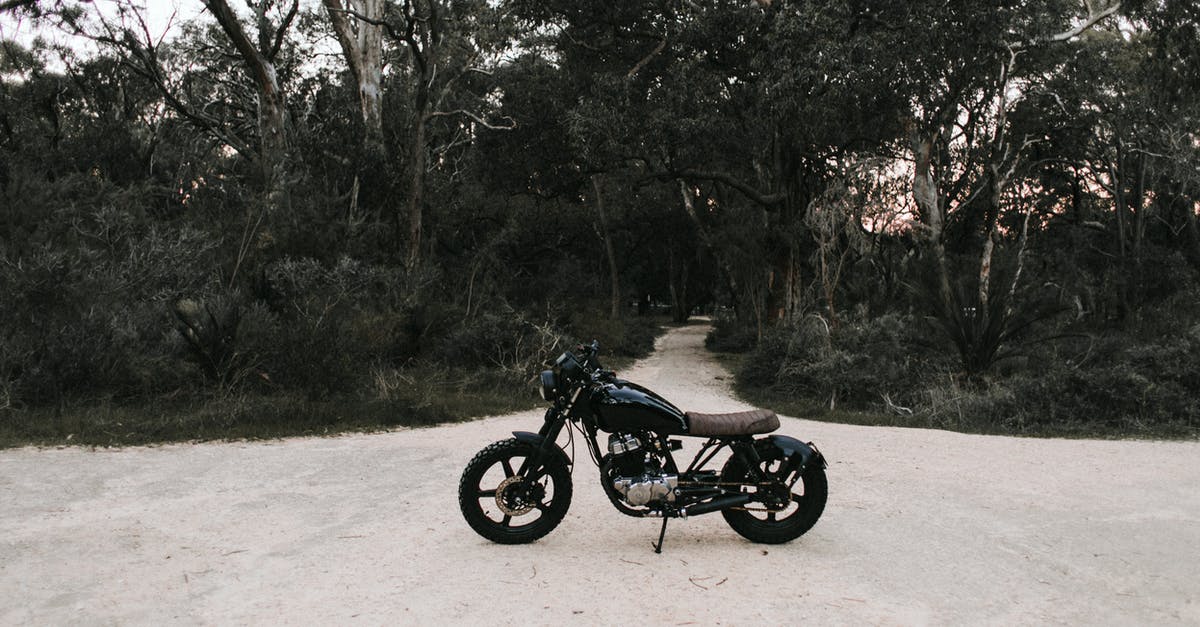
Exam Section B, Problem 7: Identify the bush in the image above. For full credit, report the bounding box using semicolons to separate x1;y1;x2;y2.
736;314;945;410
250;257;433;397
736;309;1200;436
563;305;662;359
991;335;1200;435
705;315;758;353
915;352;1200;437
0;213;223;405
434;308;568;378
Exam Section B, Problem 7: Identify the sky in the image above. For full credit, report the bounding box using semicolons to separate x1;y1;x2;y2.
0;1;198;68
1;1;191;43
0;1;323;55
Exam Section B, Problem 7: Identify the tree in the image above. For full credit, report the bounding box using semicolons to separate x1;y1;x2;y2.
344;0;515;268
893;0;1124;375
322;0;385;151
201;0;298;212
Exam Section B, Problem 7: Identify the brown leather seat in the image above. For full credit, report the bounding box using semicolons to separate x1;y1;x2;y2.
685;409;780;436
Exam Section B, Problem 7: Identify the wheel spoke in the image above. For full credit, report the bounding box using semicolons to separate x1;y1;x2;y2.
767;511;777;522
501;459;515;477
478;489;497;498
501;514;512;527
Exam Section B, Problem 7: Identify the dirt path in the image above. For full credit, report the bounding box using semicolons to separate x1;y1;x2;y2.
3;323;1199;624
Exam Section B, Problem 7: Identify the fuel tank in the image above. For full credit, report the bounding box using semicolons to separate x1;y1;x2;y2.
590;379;688;434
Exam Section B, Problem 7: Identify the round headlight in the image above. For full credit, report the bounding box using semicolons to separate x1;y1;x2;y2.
539;370;557;401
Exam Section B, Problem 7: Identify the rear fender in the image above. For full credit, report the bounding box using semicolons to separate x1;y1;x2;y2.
766;435;827;476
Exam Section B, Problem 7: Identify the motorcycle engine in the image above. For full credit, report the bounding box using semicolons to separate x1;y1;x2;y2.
607;433;678;507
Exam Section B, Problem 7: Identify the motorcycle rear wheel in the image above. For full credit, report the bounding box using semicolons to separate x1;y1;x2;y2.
458;438;572;544
719;441;827;544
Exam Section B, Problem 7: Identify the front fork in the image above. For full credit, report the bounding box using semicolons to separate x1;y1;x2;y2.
511;408;570;479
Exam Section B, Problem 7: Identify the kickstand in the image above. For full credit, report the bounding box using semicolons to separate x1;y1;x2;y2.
652;516;669;554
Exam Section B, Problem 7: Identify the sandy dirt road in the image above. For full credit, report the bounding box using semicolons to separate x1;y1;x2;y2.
2;323;1199;625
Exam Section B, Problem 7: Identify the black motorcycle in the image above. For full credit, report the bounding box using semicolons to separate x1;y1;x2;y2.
458;341;827;552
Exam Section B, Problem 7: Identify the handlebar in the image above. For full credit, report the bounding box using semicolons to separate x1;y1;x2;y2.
575;340;609;380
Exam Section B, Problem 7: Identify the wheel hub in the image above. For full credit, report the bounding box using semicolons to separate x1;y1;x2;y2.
760;478;792;512
495;475;539;516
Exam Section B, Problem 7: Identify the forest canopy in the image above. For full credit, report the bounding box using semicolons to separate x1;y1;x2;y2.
1;0;1198;442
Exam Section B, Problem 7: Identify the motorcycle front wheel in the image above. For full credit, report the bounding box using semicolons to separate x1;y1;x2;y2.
458;438;573;544
719;440;827;544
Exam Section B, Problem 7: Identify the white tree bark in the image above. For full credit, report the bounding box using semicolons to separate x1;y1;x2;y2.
323;0;385;148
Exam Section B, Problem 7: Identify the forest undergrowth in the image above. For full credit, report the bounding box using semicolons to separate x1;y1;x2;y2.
709;290;1200;439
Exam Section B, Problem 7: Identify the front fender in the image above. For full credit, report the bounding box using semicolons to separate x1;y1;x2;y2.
512;430;547;447
767;435;827;474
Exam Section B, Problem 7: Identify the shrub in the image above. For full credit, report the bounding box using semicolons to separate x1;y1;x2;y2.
563;306;662;359
251;256;429;397
0;215;223;404
737;314;944;410
705;315;758;353
919;359;1200;437
434;308;568;378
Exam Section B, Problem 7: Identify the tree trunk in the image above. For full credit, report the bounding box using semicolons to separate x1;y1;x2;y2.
784;247;801;323
405;107;428;269
911;127;955;318
591;175;622;319
679;180;739;298
1132;153;1147;262
1108;151;1130;319
1186;195;1200;268
258;64;289;212
203;0;295;286
668;246;690;323
323;0;385;150
204;0;291;186
978;166;1006;311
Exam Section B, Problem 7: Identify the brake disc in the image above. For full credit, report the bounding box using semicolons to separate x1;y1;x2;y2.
495;476;536;516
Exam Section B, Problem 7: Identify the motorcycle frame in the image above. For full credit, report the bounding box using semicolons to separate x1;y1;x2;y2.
515;402;776;520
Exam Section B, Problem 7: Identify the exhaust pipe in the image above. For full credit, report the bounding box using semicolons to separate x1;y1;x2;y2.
682;493;751;517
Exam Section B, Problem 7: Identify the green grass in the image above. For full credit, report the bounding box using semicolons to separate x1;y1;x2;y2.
0;318;668;450
0;374;543;450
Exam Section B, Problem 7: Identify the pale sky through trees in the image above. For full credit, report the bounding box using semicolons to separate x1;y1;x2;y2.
0;1;321;53
2;1;177;39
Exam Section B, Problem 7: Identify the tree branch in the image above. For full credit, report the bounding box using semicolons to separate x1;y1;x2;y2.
1046;1;1121;42
429;108;516;130
626;33;667;79
323;0;362;82
269;0;300;61
1014;1;1121;48
332;4;426;76
674;169;786;207
204;0;273;90
72;7;258;161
